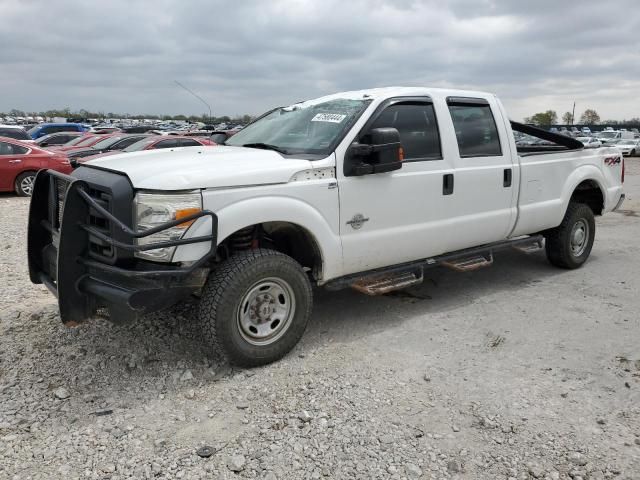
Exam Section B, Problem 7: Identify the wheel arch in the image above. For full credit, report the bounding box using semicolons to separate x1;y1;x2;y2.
174;196;342;282
560;166;606;218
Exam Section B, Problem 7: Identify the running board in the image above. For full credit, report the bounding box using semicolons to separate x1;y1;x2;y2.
324;235;545;292
442;253;493;272
351;269;423;295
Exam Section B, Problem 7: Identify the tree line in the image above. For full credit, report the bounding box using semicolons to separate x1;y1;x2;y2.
524;109;640;127
0;108;254;124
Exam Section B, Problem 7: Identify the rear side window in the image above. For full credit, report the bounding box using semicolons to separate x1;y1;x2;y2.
448;101;502;157
181;139;202;147
367;102;441;161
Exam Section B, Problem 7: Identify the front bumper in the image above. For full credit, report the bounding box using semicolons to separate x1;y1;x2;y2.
27;169;218;326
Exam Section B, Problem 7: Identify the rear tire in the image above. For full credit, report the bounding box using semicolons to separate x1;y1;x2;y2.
544;202;595;269
199;249;313;367
15;171;36;197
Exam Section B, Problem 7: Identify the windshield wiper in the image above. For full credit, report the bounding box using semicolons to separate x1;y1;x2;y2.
241;142;289;155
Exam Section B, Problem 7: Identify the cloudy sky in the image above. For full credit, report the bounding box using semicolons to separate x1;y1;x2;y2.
1;0;639;121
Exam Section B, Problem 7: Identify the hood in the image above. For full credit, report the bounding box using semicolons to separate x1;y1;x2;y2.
84;146;314;190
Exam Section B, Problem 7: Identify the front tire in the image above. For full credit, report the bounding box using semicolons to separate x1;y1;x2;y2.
544;202;595;269
15;171;36;197
199;249;313;367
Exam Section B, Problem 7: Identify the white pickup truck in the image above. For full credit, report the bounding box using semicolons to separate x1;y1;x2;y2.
28;87;625;366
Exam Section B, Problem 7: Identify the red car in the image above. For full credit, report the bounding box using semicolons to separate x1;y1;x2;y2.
78;135;215;163
0;137;73;196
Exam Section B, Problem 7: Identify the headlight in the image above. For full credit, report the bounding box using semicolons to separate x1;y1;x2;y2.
134;191;202;262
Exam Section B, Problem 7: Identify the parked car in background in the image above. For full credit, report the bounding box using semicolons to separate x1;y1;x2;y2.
612;138;640;156
0;125;34;143
90;127;121;134
581;127;592;135
28;123;89;139
77;135;215;163
34;131;84;147
67;134;153;165
0;137;72;196
576;137;602;149
48;134;103;152
596;130;635;144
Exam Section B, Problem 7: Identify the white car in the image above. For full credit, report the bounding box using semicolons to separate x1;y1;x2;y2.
613;139;640;156
576;137;602;148
28;86;625;366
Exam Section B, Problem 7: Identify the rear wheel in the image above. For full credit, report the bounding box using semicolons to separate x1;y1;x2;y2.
199;249;312;367
15;172;36;197
544;202;595;269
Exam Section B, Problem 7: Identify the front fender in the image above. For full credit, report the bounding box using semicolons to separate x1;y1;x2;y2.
174;194;342;282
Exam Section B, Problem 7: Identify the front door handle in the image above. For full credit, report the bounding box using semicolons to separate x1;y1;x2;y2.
8;159;22;164
443;173;454;195
503;168;512;187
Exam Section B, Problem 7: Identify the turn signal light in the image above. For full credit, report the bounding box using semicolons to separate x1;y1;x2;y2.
399;147;405;161
175;207;201;227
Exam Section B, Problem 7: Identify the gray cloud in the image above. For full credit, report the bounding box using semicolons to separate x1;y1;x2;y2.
1;0;639;120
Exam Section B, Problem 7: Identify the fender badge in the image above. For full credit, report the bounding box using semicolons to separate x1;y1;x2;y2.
347;214;369;230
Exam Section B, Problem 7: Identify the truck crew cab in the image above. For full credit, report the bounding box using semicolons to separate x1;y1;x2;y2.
28;87;625;366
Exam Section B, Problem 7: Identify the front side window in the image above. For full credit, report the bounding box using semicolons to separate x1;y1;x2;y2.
448;102;502;157
226;98;370;156
366;102;441;160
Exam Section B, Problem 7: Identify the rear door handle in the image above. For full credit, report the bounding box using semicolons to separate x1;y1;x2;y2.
503;168;512;187
8;159;22;164
443;173;454;195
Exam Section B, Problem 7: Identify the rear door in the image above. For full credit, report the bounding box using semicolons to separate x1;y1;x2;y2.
443;96;518;248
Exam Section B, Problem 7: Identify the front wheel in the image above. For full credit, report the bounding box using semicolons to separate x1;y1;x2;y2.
544;202;595;269
199;249;313;367
15;171;36;197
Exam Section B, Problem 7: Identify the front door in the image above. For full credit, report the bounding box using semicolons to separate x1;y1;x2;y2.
338;98;457;275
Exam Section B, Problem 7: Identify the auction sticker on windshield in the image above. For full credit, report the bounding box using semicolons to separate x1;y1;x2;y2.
311;113;347;123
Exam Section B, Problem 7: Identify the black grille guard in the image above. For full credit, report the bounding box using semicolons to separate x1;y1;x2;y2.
28;169;218;325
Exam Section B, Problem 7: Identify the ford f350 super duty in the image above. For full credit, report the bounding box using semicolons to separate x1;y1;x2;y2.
27;87;625;366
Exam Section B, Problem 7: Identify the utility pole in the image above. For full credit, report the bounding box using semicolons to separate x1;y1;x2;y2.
571;101;576;125
174;80;212;123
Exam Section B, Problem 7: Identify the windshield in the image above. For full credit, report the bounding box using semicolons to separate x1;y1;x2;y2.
92;136;123;149
65;135;94;147
225;98;371;155
124;138;156;152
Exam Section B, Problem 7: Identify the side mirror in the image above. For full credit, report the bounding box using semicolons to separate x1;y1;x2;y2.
346;127;403;176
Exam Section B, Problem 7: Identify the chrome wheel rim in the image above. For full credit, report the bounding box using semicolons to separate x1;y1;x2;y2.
20;175;35;196
570;219;589;257
236;277;296;346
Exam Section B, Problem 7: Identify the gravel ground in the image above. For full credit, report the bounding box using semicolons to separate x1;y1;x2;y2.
1;161;639;480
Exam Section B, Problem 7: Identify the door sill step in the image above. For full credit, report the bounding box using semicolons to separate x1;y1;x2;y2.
351;269;423;295
442;253;493;272
512;238;544;253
